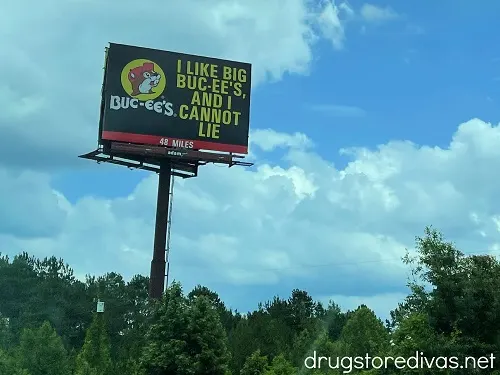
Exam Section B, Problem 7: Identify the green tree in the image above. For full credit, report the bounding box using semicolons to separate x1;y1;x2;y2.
115;275;152;375
188;285;240;334
263;354;295;375
75;313;113;375
238;308;292;361
310;330;338;359
391;313;437;355
240;350;268;375
290;328;316;368
0;253;39;338
0;314;11;350
389;313;443;375
228;317;256;373
187;294;230;375
340;305;389;358
140;282;231;375
286;290;316;334
30;256;89;349
0;348;29;375
0;254;91;350
321;301;349;342
139;282;192;375
15;321;70;375
85;273;129;359
392;227;500;371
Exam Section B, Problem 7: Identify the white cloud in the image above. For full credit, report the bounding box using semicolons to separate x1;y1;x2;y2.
3;119;500;316
0;170;69;239
315;1;354;49
360;4;399;23
250;129;313;151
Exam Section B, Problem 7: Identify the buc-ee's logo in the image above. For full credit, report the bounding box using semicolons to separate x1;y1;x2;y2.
109;59;174;116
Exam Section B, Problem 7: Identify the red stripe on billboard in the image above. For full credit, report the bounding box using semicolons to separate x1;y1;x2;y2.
102;131;248;154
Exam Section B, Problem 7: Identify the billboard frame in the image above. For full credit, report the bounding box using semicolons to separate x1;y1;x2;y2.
98;42;251;154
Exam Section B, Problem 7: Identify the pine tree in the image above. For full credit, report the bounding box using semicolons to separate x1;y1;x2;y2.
139;282;193;375
75;313;113;375
139;282;230;375
15;321;71;375
187;295;230;375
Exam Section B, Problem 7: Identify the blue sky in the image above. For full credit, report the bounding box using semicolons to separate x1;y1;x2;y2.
2;0;500;319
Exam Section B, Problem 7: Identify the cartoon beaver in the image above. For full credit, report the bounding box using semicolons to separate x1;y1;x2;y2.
128;62;161;96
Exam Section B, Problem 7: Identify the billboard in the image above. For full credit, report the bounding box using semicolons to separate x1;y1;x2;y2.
99;43;252;154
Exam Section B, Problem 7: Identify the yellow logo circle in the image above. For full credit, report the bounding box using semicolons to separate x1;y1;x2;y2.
120;59;166;101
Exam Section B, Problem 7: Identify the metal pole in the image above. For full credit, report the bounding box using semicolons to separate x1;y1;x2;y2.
165;175;175;289
149;160;171;299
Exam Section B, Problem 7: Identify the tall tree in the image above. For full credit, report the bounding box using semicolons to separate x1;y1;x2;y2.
187;295;230;375
15;321;71;375
0;253;39;338
140;282;231;375
321;301;349;342
227;317;256;374
286;289;315;333
86;272;129;359
115;275;151;375
188;285;239;333
30;256;89;349
340;305;389;359
75;313;113;375
393;227;500;368
139;282;193;375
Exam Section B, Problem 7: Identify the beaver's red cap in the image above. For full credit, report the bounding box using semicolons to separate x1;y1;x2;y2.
143;62;154;71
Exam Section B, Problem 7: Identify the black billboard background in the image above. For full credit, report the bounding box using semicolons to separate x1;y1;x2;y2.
99;43;252;150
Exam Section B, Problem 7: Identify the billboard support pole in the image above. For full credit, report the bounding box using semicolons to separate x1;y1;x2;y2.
149;160;172;299
80;142;254;299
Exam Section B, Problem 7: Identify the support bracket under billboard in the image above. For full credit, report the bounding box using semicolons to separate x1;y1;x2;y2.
79;142;253;178
79;147;198;178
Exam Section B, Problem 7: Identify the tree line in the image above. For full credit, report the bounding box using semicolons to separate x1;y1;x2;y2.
1;227;500;374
